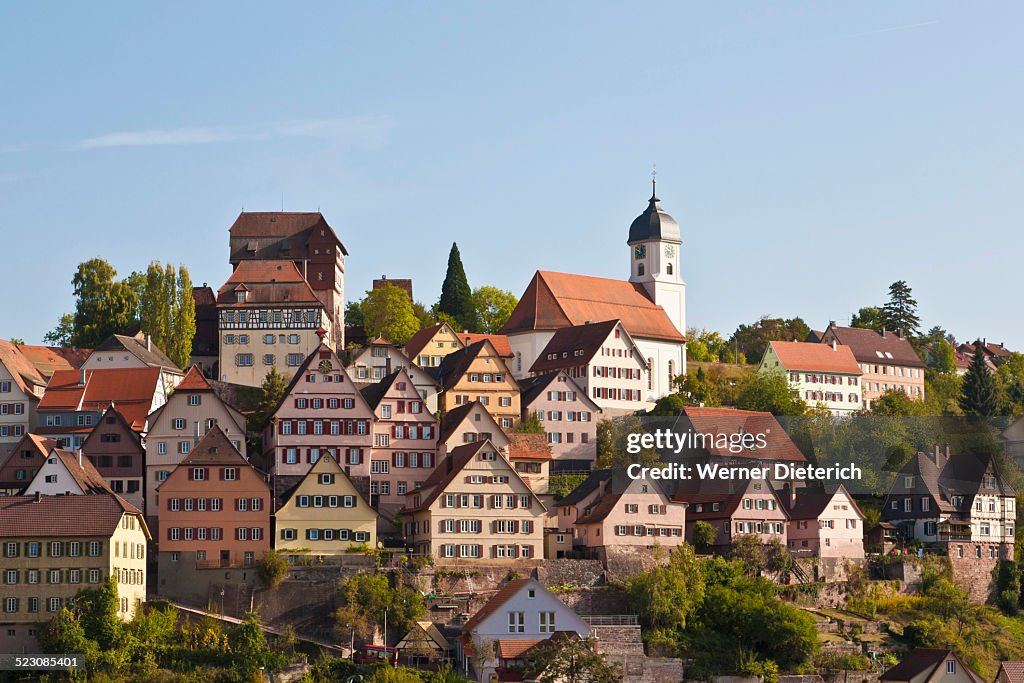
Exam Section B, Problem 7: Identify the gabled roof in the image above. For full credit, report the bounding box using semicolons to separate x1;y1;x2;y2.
175;365;214;392
399;622;450;652
0;493;146;538
267;345;370;424
217;260;322;307
529;320;643;374
462;578;534;633
458;333;512;358
38;449;112;495
673;477;787;519
430;340;516;392
780;484;863;521
38;367;162;432
822;325;924;368
80;408;143;456
574;472;675;525
93;333;181;373
16;344;81;377
0;339;46;396
404;322;461;360
178;426;251;468
0;434;58;488
558;469;614;506
278;454;374;512
359;370;404;410
881;648;982;683
674;407;808;462
500;270;685;342
437;401;504;449
998;662;1024;683
518;371;600;413
766;341;861;375
404;439;543;514
229;211;349;256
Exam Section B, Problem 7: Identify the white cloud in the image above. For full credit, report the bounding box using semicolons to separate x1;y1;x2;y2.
74;116;394;150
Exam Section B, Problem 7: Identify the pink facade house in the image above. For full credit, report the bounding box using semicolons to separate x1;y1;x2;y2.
782;484;865;559
677;478;789;551
263;344;374;496
359;368;438;514
518;370;601;472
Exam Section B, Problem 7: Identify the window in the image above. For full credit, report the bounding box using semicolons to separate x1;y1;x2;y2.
508;611;525;633
947;661;956;675
539;611;556;633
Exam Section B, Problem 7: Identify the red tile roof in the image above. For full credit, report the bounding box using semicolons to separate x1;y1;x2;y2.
767;341;861;374
998;662;1024;683
501;271;684;342
508;434;551;461
459;333;512;358
228;211;348;255
0;339;46;396
217;260;322;306
462;578;534;633
179;426;251;467
0;493;145;538
17;345;82;376
497;639;545;659
0;434;56;488
38;367;162;432
175;365;214;392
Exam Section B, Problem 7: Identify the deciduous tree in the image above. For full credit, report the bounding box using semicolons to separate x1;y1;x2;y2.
472;286;518;333
70;258;139;347
362;283;420;345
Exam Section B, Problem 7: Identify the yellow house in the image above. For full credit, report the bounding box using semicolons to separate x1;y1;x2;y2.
273;454;377;557
433;340;521;431
403;322;464;369
0;493;150;654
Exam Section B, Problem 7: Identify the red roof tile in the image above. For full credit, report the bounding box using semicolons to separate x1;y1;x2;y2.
0;493;146;538
175;365;214;392
17;345;82;376
821;325;924;368
459;333;512;358
45;449;112;495
0;339;46;396
217;260;322;306
767;341;861;374
508;433;551;461
497;639;545;659
529;320;643;374
501;271;684;342
676;407;807;461
39;368;162;431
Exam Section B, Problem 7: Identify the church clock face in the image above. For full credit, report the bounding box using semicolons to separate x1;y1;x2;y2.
665;244;675;258
634;244;646;260
318;359;333;374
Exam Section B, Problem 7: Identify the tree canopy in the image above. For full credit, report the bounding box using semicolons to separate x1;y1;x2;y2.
69;258;139;348
362;283;420;345
736;371;807;416
881;280;921;338
137;262;196;369
472;286;518;334
960;340;1000;416
729;316;809;365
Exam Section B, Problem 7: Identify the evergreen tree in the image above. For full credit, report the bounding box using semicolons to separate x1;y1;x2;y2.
881;280;921;338
959;340;1000;416
437;243;476;331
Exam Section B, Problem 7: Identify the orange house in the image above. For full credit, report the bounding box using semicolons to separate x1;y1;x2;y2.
156;426;270;574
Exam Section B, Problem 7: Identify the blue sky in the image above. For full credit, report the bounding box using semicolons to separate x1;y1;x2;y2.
1;3;1021;348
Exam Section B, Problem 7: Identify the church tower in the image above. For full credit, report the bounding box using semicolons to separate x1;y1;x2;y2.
627;179;686;336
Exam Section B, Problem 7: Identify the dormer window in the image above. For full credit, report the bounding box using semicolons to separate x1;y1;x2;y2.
236;291;246;304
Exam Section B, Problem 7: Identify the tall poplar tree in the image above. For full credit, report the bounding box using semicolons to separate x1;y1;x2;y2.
437;242;476;331
138;262;196;369
959;340;1000;416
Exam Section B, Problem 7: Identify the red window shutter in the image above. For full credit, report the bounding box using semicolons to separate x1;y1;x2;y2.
392;425;397;438
306;449;312;464
219;468;225;481
512;520;519;532
358;450;364;464
167;528;174;540
392;453;398;466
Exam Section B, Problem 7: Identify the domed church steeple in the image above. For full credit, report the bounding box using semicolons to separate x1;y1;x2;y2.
627;174;685;340
627;177;681;245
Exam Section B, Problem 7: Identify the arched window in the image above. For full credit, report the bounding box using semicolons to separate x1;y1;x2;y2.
647;358;654;390
666;262;673;275
637;263;645;276
667;360;675;390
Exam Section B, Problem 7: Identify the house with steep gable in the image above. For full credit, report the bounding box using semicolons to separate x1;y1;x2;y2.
0;340;49;458
0;434;56;495
273;453;377;557
145;366;247;529
402;440;546;562
23;448;112;496
404;322;464;370
80;407;146;510
529;320;649;415
82;332;184;397
519;370;600;470
880;648;983;683
359;369;438;512
760;340;863;415
457;577;590;682
782;484;864;559
437;402;510;456
346;338;440;412
431;340;521;430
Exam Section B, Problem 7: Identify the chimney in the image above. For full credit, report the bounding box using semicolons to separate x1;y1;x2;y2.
831;339;837;351
79;368;87;386
881;328;886;338
34;491;41;503
146;334;152;352
77;450;83;469
828;320;836;327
